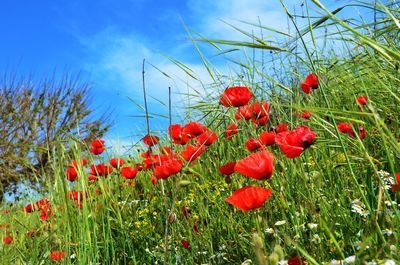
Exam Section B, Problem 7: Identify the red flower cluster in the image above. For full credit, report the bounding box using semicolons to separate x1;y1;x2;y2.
235;101;270;126
23;198;53;221
90;163;113;177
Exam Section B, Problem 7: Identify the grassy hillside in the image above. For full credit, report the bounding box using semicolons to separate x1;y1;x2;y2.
1;1;399;264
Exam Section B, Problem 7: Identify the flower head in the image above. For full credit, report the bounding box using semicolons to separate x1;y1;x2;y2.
142;135;160;146
259;131;276;146
90;139;105;155
225;186;273;212
275;125;316;158
301;73;318;94
219;162;236;176
220;86;253;107
356;95;368;105
50;250;66;262
120;166;138;180
109;158;125;168
234;150;274;180
245;138;263;152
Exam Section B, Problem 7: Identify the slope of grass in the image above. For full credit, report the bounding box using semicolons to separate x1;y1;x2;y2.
1;1;399;264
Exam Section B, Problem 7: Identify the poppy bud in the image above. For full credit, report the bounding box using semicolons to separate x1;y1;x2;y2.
168;212;176;224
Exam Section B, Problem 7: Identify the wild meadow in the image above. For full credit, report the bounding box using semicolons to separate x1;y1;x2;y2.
0;1;399;264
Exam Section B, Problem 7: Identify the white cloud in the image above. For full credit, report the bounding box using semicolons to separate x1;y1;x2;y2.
75;0;347;139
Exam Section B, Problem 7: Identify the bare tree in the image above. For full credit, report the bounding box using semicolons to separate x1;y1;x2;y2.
0;73;110;202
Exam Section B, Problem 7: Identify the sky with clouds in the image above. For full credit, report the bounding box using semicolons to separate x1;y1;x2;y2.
0;0;371;153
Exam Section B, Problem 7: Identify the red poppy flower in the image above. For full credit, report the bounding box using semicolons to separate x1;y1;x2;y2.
90;146;104;155
23;203;36;213
90;163;113;176
391;172;400;192
220;86;253;107
50;250;66;262
65;166;78;182
160;146;172;155
180;144;205;162
181;239;190;249
135;163;144;171
235;105;253;120
356;95;368;105
40;206;54;221
142;135;160;146
252;101;270;118
196;130;217;146
288;256;307;265
88;175;98;181
169;124;190;145
91;139;104;148
154;157;183;179
225;186;273;212
68;191;87;202
259;131;276;146
181;205;192;218
143;154;168;169
301;73;318;94
251;115;268;126
2;235;13;245
275;125;316;158
234;150;274;180
109;158;125;168
275;123;289;133
193;220;199;234
225;123;239;140
300;111;312;119
183;121;207;137
69;158;88;168
90;139;105;155
0;224;10;228
120;166;138;180
337;122;355;137
219;162;236;176
245;138;263;152
151;175;158;185
359;126;366;140
35;198;50;210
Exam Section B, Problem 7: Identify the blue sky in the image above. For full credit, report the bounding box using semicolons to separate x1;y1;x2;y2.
0;0;367;153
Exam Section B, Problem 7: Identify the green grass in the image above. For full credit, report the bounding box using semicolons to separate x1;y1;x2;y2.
1;1;399;264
